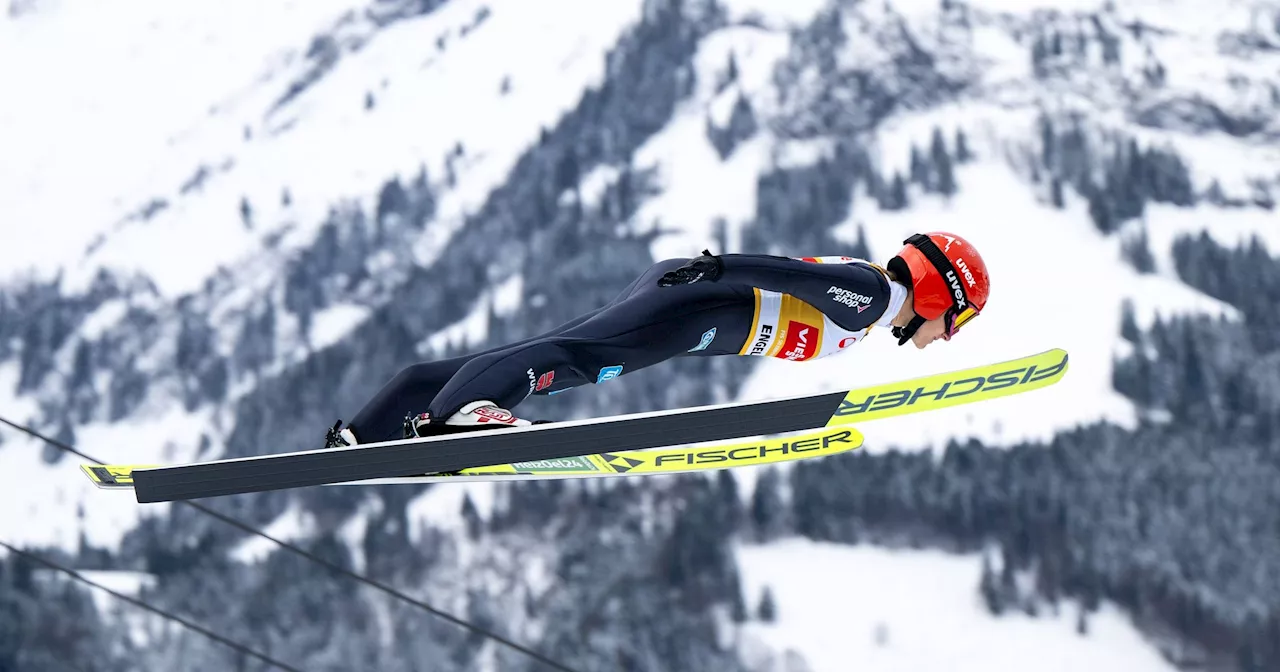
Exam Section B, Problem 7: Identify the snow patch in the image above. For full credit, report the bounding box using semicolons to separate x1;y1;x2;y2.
406;482;495;542
74;570;158;612
735;538;1179;672
579;165;620;211
419;293;492;356
308;302;371;350
337;496;383;575
77;299;129;341
229;502;315;564
492;274;524;318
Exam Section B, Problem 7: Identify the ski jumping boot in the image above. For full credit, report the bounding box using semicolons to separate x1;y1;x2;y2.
404;400;546;438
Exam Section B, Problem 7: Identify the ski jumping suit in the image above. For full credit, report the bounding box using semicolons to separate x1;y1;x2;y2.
347;254;909;442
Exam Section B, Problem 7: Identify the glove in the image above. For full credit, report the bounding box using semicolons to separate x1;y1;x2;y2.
658;250;724;287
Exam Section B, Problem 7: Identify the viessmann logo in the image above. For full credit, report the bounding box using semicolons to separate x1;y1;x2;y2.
780;320;817;361
835;353;1067;416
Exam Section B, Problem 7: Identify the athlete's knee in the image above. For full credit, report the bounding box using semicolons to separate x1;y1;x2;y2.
392;360;455;388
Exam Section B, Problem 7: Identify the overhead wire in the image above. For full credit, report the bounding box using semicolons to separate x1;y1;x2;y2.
0;415;581;672
0;538;304;672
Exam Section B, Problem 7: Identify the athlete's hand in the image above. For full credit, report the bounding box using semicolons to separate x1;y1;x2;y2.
658;250;724;287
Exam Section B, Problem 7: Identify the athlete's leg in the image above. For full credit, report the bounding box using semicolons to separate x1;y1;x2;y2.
422;270;755;421
344;261;681;442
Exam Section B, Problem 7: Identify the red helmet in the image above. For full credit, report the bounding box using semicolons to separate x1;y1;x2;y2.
887;232;990;344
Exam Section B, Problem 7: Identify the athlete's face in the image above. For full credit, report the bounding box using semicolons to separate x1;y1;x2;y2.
910;315;949;349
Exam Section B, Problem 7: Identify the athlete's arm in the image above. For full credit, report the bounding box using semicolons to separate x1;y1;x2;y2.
715;254;892;331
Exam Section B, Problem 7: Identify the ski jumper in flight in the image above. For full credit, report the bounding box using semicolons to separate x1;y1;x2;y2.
324;232;992;448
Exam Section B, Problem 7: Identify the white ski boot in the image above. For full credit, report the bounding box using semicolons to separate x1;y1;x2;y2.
404;400;533;438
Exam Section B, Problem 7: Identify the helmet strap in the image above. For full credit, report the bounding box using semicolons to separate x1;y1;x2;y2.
892;315;927;346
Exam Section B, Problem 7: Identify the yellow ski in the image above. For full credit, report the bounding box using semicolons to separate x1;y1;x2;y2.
82;427;864;489
83;348;1068;500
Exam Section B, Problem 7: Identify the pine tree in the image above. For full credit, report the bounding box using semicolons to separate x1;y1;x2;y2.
1087;187;1115;233
1120;299;1141;343
1039;115;1056;171
909;144;929;187
751;468;784;541
955;128;973;163
239;196;254;230
1122;227;1157;274
930;127;957;196
461;492;483;540
757;585;777;622
1050;177;1065;209
891;171;908;209
715;469;742;531
731;574;748;623
849;223;872;260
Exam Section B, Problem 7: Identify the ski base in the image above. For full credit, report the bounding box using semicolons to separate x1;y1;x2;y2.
83;426;864;489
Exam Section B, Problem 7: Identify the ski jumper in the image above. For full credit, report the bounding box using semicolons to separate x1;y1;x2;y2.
347;254;908;442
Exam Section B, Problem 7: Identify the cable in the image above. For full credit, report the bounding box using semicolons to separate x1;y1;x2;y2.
0;415;580;672
0;538;304;672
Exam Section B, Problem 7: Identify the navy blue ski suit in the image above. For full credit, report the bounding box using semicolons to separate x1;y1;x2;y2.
347;254;902;442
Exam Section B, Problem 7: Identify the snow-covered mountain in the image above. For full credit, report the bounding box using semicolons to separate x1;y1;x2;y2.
2;0;1279;669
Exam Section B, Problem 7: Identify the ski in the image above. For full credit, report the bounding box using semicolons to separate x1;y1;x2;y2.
84;426;865;488
94;348;1067;503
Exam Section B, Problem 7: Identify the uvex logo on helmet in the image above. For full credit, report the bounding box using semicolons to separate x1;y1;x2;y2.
945;270;968;310
954;258;978;288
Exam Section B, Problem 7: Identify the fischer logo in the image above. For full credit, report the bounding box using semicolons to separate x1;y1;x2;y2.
782;322;814;361
955;258;978;288
835;353;1068;417
652;429;858;467
945;271;968;310
748;323;775;356
828;285;874;312
535;371;555;391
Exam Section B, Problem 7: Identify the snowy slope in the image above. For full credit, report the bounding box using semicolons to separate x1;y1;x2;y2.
1;0;646;297
735;538;1179;672
0;0;649;549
